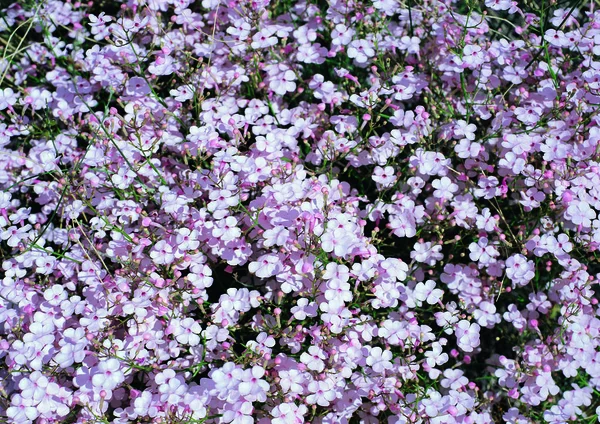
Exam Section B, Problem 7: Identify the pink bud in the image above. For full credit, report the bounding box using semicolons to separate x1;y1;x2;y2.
562;191;573;204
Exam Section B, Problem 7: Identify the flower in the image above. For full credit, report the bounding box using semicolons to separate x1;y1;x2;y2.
462;45;485;67
365;346;393;373
300;346;326;372
454;320;481;352
566;201;596;227
372;166;397;188
238;366;269;402
170;318;202;346
453;120;477;140
306;379;336;407
432;177;459;200
0;88;18;110
248;254;282;279
413;280;444;305
347;39;375;64
91;358;125;394
505;254;535;287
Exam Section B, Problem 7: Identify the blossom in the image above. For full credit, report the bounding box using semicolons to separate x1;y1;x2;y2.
565;201;596;227
372;166;397;187
462;45;485;67
251;28;278;49
248;254;282;279
238;366;269;402
485;0;514;11
272;403;308;424
473;301;501;328
453;120;477;140
170;318;202;346
155;369;187;404
413;280;444;305
269;69;297;95
0;88;18;110
306;380;336;407
514;106;543;126
432;176;459;200
469;237;499;265
2;225;32;247
441;369;468;390
91;358;125;393
505;254;535;287
150;240;176;265
347;39;375;64
454;320;481;352
300;346;326;372
365;346;393;373
411;241;444;265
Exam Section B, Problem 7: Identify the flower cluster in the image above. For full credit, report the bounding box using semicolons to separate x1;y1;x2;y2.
1;0;600;423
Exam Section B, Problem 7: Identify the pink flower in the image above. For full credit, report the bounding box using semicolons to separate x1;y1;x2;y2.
372;166;397;188
300;346;326;372
366;346;393;373
272;402;308;424
248;254;282;279
347;39;375;64
453;120;477;140
150;240;176;265
155;369;187;404
170;318;202;346
505;254;535;287
454;320;480;352
306;379;336;407
432;177;459;200
0;88;18;110
269;69;297;95
462;45;485;67
238;366;269;402
1;224;32;247
485;0;513;11
566;201;596;227
441;368;469;390
251;27;278;49
413;280;444;305
91;358;125;393
126;77;151;96
514;106;543;126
